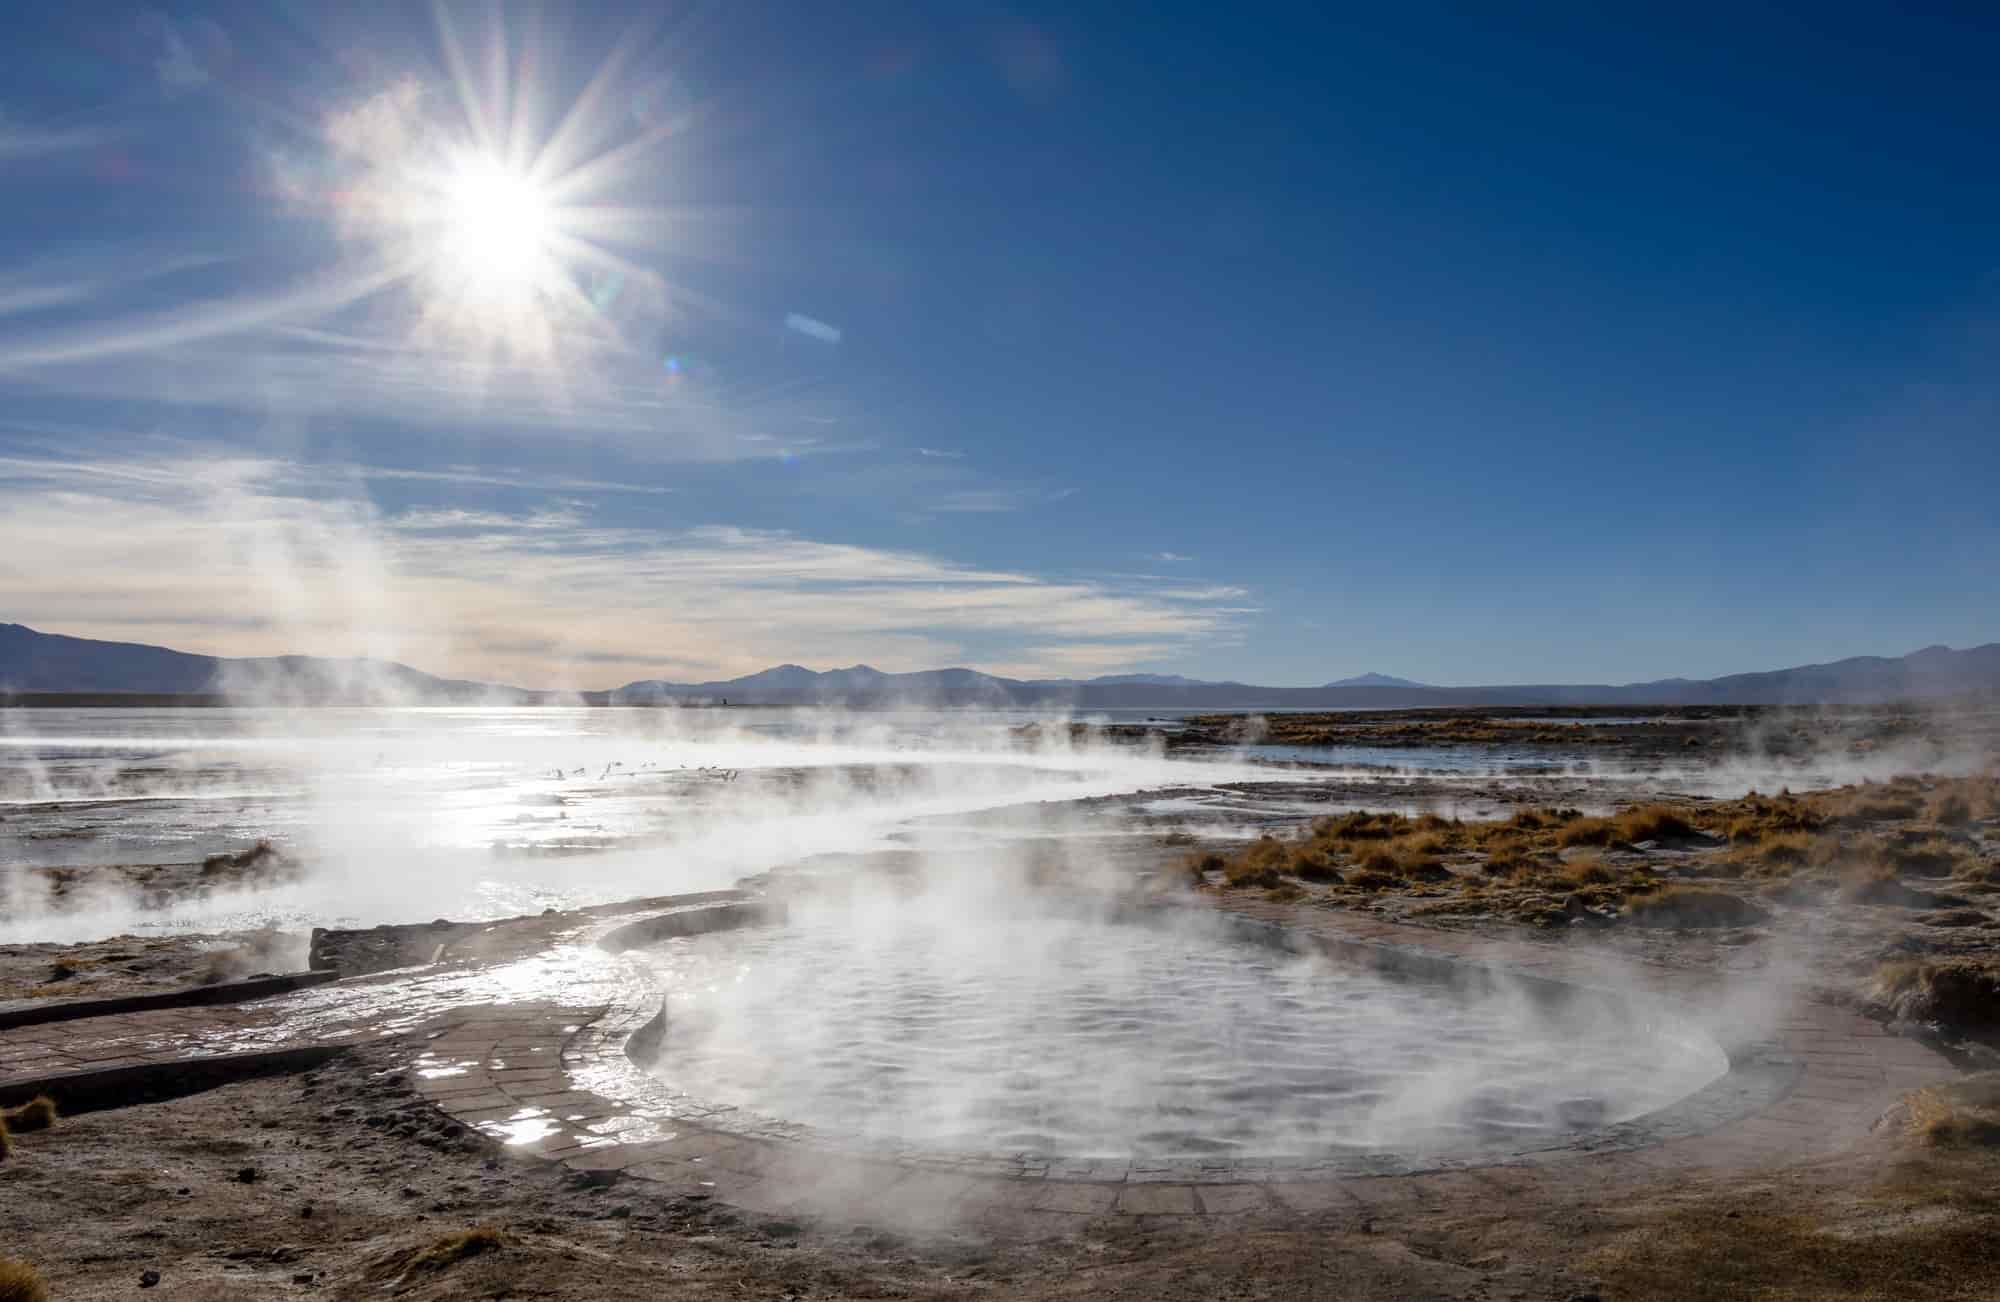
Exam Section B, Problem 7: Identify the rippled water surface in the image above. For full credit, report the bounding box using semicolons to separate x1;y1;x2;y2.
645;911;1728;1158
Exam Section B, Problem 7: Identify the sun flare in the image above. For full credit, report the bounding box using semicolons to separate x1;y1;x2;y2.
433;152;558;299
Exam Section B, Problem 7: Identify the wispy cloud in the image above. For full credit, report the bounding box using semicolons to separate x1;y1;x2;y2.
136;12;232;96
783;312;842;344
1153;550;1193;562
927;487;1072;513
0;449;1247;686
917;447;965;459
0;120;121;161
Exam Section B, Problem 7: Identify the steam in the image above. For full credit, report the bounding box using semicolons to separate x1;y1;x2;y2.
643;872;1729;1162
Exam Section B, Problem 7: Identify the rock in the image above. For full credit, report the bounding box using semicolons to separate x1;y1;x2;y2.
140;1269;161;1288
43;962;77;984
299;1204;314;1219
292;1272;315;1285
236;1168;259;1184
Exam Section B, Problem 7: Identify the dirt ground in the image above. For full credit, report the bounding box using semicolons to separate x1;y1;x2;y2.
4;1043;1999;1300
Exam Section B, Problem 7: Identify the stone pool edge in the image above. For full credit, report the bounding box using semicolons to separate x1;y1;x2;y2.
410;891;1955;1237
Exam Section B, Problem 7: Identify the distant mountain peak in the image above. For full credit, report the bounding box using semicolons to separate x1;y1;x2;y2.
1322;671;1429;689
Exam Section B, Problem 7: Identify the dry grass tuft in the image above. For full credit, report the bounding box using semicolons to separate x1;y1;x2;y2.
1585;1196;2000;1302
0;1258;48;1302
1221;837;1292;889
201;838;282;877
1906;1075;2000;1148
0;1116;9;1163
1870;958;2000;1032
1556;803;1700;849
1885;837;1979;878
1317;811;1411;842
1928;791;1975;826
1833;791;1926;825
1558;857;1614;887
408;1226;506;1273
1185;851;1225;887
1624;887;1769;930
0;1097;55;1135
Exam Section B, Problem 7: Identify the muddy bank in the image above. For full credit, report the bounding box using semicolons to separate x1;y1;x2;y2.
4;1041;2000;1300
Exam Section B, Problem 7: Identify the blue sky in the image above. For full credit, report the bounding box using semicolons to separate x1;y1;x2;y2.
0;2;1995;689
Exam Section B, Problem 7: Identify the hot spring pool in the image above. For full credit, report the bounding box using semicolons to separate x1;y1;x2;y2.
636;905;1729;1160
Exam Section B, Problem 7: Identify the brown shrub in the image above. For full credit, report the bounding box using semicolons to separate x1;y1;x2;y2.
0;1257;48;1302
1347;869;1402;891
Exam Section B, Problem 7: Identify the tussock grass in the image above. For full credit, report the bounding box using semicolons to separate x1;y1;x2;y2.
1481;834;1538;876
1870;958;2000;1032
408;1226;506;1272
1491;807;1583;834
1557;857;1614;887
0;1115;10;1162
1556;804;1699;848
1623;887;1769;930
1928;792;1975;826
200;838;282;877
1907;1074;2000;1147
1833;791;1926;825
0;1097;55;1134
0;1257;48;1302
1885;837;1979;878
1586;1197;2000;1302
1221;837;1292;889
1318;811;1411;842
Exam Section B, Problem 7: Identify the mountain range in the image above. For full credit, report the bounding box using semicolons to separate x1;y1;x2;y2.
6;622;1994;708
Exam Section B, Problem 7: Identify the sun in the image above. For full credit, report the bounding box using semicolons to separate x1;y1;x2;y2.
431;152;559;302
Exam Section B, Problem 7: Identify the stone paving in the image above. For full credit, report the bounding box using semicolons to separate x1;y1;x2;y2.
0;895;1957;1240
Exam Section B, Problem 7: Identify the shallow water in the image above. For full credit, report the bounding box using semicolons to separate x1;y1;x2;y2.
643;907;1727;1159
1;706;1962;941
